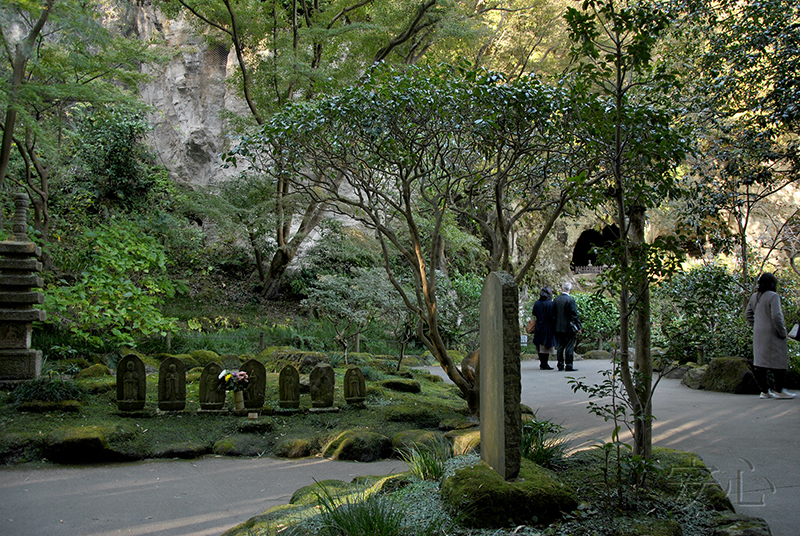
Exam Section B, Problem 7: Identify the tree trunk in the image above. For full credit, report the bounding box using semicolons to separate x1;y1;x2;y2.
630;205;652;462
261;247;293;299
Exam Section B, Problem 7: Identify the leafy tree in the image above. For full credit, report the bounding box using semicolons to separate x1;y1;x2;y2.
564;0;689;465
677;0;800;305
232;64;596;413
302;267;403;355
164;0;489;298
43;219;179;349
653;262;750;364
0;0;162;261
573;292;618;351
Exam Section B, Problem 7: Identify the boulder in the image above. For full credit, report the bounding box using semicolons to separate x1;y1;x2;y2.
380;379;421;393
274;437;315;459
710;512;772;536
76;363;112;378
701;357;760;394
444;428;481;455
681;365;708;390
583;349;612;360
45;425;131;464
440;458;578;528
384;404;440;428
322;430;393;462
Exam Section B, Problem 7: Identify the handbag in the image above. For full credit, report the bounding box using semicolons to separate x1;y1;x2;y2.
790;323;799;340
525;317;536;334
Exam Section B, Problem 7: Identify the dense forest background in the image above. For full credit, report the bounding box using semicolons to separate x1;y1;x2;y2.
1;0;799;385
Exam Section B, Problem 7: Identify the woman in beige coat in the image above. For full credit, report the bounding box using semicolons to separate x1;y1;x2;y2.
745;273;795;399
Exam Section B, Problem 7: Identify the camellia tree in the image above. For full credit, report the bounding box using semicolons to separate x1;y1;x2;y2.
677;0;800;304
563;0;690;467
230;64;598;413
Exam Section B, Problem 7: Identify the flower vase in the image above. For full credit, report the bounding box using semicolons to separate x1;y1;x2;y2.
233;390;245;410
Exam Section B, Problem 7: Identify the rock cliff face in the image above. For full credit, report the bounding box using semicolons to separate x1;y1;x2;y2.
124;2;246;187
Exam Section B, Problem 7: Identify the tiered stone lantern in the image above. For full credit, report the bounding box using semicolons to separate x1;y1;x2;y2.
0;194;45;384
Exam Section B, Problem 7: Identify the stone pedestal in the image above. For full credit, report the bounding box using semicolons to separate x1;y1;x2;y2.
0;194;45;385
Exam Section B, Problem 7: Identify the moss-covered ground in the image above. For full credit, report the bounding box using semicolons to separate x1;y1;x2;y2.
0;348;471;465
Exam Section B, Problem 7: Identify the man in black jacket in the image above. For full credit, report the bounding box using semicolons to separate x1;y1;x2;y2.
553;281;581;372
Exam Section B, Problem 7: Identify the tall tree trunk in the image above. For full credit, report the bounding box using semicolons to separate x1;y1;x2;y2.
630;205;652;461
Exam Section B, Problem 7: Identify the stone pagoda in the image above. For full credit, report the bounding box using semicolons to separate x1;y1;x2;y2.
0;194;45;384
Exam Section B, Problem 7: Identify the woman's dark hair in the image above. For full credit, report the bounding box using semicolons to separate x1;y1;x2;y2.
757;273;778;293
539;286;553;300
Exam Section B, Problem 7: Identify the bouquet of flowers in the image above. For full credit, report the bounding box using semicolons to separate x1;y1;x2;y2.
218;369;249;392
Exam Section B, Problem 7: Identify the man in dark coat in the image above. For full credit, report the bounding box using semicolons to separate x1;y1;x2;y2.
553;281;581;372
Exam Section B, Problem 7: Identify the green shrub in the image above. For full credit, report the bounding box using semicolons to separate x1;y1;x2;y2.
520;418;570;468
12;378;87;405
44;219;179;350
653;263;749;363
399;436;453;480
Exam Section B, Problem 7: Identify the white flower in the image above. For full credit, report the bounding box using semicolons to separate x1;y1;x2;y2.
218;369;227;379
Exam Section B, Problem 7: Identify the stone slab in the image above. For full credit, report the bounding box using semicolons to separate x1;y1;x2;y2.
0;323;32;349
0;274;44;288
0;348;42;379
0;258;42;272
0;310;46;322
0;291;45;304
479;271;522;481
0;242;41;256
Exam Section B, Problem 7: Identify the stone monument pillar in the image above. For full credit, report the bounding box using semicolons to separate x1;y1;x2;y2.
479;271;522;480
0;194;45;384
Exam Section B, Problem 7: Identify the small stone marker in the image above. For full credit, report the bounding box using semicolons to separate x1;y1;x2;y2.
240;359;266;409
310;363;335;408
343;367;366;404
0;194;45;384
158;357;186;411
117;354;147;411
479;271;522;480
278;364;300;409
199;362;226;411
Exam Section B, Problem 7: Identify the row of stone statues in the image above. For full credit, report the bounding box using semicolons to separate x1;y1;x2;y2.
116;354;366;412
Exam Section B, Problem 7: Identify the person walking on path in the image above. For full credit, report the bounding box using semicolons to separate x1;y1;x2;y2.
745;272;796;399
531;286;557;370
553;281;581;372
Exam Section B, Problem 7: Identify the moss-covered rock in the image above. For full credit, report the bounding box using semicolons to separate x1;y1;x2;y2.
238;419;273;434
710;512;772;536
152;442;211;459
212;434;271;456
0;432;46;464
16;400;82;413
440;458;578;528
445;428;481;455
380;379;421;393
189;350;221;366
76;363;112;378
681;364;707;390
583;349;612;360
289;478;352;505
45;425;133;464
384;404;439;428
701;357;760;394
322;430;392;461
274;437;315;459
